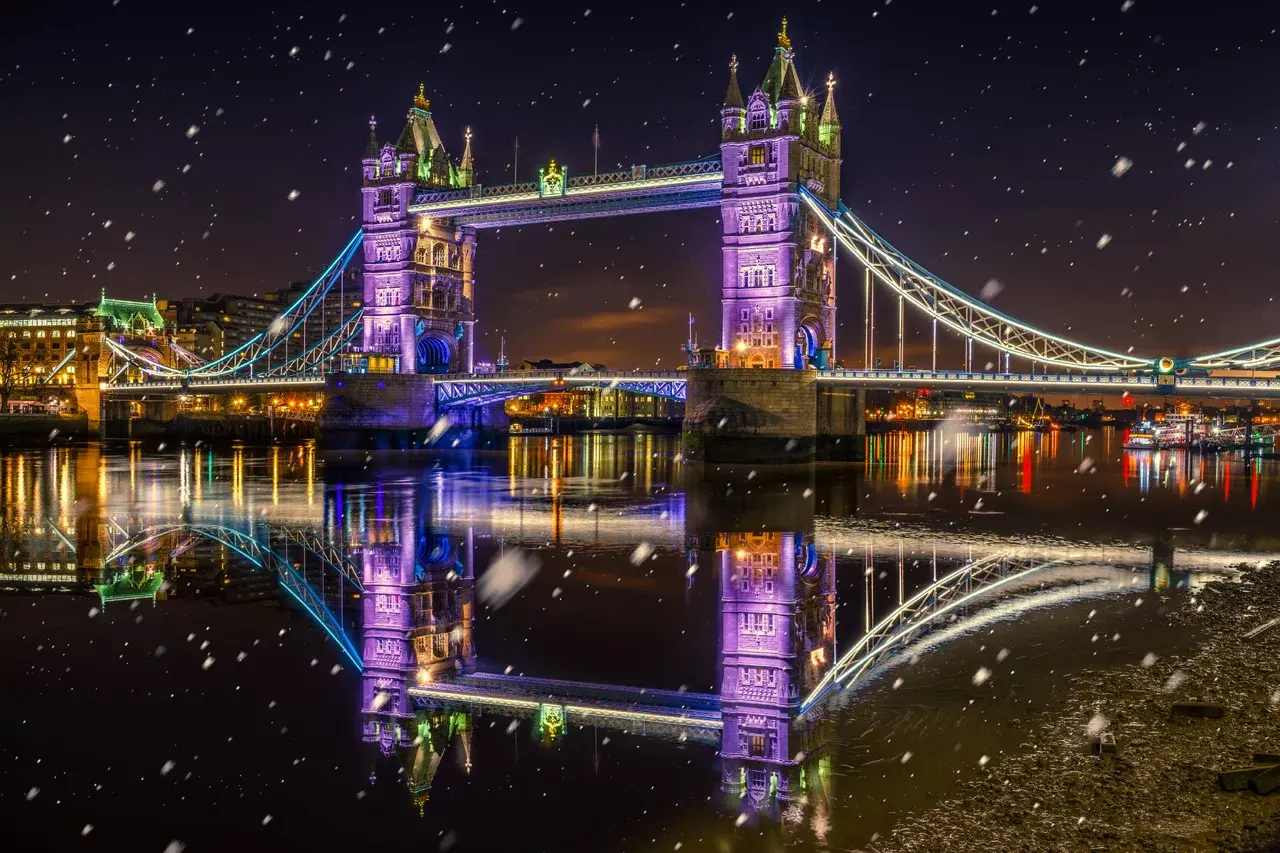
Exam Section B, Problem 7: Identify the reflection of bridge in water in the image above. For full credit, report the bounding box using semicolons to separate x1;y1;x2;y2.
0;443;1252;822
355;479;1233;819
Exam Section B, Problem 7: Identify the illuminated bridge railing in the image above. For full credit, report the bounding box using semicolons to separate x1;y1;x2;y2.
409;673;721;745
102;374;326;394
433;370;686;409
817;369;1158;390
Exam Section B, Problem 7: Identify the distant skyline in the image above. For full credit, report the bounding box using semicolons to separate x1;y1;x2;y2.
3;1;1279;367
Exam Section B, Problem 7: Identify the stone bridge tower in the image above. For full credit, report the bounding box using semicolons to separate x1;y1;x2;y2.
360;86;477;375
719;19;841;369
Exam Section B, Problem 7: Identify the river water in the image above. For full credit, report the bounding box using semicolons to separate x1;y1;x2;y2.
1;427;1275;851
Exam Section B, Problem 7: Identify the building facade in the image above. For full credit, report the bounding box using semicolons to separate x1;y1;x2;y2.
719;20;841;369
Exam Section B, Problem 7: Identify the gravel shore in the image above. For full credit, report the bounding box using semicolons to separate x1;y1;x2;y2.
877;561;1280;853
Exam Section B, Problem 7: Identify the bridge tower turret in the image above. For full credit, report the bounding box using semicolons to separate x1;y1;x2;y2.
719;19;840;370
359;87;477;375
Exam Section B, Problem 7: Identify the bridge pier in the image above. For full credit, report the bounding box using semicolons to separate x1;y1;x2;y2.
318;372;506;452
681;369;864;463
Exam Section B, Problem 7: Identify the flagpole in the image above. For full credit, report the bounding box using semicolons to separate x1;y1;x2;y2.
593;124;599;176
514;135;519;182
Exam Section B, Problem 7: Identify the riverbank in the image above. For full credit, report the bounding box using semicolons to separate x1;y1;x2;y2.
879;562;1280;853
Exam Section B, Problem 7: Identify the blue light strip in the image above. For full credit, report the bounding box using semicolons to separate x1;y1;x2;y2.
188;231;362;377
207;531;363;671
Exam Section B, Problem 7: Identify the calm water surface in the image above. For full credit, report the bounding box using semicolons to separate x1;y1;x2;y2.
1;428;1276;852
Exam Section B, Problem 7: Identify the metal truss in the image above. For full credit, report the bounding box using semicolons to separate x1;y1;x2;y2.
410;157;723;230
440;188;722;229
103;522;362;669
260;309;364;377
801;553;1063;713
799;187;1151;371
42;350;76;384
102;231;362;384
433;370;686;409
169;340;207;368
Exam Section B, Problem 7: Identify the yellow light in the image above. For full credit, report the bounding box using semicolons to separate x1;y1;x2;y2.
735;549;746;559
735;341;747;352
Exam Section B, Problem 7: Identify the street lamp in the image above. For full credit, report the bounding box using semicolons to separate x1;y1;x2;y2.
735;340;747;368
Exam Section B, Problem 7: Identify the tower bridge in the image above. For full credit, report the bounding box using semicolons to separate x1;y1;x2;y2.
93;18;1280;456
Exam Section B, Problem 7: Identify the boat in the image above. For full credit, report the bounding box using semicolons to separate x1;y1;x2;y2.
1125;423;1158;450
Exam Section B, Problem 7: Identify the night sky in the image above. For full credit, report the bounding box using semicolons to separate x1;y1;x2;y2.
3;1;1279;369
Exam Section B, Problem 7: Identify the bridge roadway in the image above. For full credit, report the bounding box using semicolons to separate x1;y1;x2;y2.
102;368;1280;402
409;672;722;745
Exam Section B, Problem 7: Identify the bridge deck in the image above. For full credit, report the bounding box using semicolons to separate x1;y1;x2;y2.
101;367;1280;399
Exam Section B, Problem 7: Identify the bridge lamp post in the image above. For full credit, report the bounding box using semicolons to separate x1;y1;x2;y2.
735;340;747;368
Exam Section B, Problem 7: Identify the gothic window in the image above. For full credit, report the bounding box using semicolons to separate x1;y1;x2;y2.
432;243;446;267
375;286;399;307
748;735;767;757
764;308;774;321
740;309;749;321
749;110;767;131
749;144;766;164
377;188;393;207
766;213;776;231
767;267;775;287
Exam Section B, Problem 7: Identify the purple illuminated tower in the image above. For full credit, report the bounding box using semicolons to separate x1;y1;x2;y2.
360;86;477;375
719;19;841;369
359;502;419;753
719;531;835;812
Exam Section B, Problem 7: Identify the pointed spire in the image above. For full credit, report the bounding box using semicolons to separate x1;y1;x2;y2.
779;57;802;102
460;127;474;172
820;72;841;128
395;112;416;152
723;54;744;109
777;16;791;50
364;115;379;158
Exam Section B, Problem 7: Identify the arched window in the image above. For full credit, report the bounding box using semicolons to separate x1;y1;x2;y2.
749;111;767;131
432;243;446;267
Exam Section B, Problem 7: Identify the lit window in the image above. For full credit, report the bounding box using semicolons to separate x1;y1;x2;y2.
36;330;45;338
749;145;766;165
51;330;60;338
67;330;74;338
